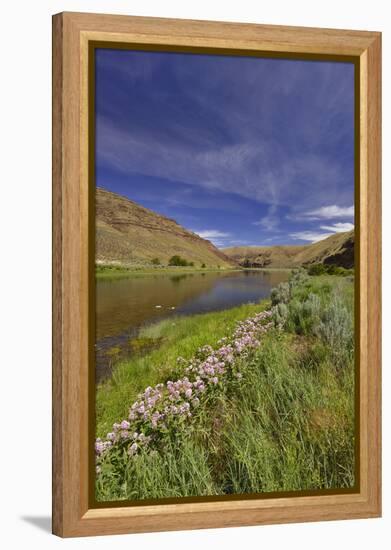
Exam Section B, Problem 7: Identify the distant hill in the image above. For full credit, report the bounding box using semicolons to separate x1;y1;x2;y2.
223;230;354;269
96;187;234;268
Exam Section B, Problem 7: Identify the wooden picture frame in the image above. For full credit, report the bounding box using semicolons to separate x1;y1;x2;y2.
52;11;381;537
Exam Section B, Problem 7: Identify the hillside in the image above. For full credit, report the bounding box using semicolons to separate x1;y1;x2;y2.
96;187;234;268
223;230;354;269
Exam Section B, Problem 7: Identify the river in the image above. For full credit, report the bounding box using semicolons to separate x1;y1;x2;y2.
95;269;289;382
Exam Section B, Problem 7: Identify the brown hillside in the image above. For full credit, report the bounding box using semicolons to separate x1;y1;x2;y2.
223;230;354;269
96;187;234;268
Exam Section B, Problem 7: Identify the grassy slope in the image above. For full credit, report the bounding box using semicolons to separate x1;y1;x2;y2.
223;230;354;269
96;187;234;268
96;301;268;437
96;275;354;501
224;244;307;268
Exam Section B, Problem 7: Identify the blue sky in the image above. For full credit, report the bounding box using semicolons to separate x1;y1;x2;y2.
95;48;355;248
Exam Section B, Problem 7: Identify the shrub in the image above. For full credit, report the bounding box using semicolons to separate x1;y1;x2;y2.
307;263;326;276
151;257;161;265
201;263;206;268
169;255;189;267
242;258;251;268
289;267;309;290
303;293;321;319
272;302;289;327
315;295;353;359
326;265;353;277
285;293;321;335
325;264;337;275
307;263;354;277
270;282;290;306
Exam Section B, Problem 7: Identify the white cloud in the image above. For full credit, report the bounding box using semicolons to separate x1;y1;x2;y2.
290;220;354;243
320;222;354;232
253;204;280;231
97;116;353;211
194;230;230;239
193;229;231;248
290;231;333;243
226;239;251;245
300;205;354;220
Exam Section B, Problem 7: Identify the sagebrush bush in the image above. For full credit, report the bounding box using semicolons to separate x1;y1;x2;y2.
315;295;353;363
289;267;309;290
303;293;321;319
270;282;290;306
284;293;319;335
272;302;289;327
282;272;353;353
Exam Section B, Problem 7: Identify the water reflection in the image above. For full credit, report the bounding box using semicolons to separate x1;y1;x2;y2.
95;270;289;381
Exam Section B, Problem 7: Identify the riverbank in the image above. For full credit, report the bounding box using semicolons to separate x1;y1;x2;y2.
96;300;269;436
96;264;243;280
95;264;296;280
95;270;355;501
95;269;291;381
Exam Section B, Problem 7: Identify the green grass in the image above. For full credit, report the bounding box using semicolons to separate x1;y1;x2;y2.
95;264;294;280
96;437;220;501
96;300;269;437
96;272;355;501
216;333;354;493
96;264;241;280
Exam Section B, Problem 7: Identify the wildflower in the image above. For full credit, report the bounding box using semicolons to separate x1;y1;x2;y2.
151;412;161;428
120;420;130;430
128;442;138;456
96;306;275;463
95;439;105;455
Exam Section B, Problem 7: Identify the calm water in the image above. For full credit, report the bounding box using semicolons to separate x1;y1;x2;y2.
95;270;289;382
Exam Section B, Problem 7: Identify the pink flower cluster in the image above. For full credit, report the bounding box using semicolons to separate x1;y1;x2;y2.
95;309;273;471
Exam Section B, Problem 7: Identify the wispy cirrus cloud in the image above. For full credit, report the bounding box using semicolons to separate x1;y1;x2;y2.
320;222;354;232
253;204;280;231
96;49;355;246
97;114;353;212
191;230;255;248
290;221;353;243
193;230;230;240
296;204;354;220
192;229;231;247
289;231;333;243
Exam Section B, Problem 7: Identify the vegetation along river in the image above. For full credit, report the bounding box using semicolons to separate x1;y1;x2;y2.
95;270;289;382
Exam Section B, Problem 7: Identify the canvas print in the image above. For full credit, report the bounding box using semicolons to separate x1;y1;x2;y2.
94;49;356;503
